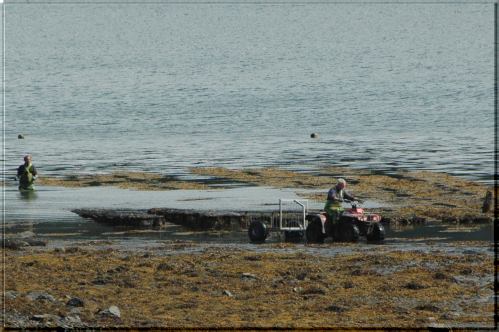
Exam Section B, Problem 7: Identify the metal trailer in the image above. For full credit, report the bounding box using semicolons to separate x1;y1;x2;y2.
247;198;309;243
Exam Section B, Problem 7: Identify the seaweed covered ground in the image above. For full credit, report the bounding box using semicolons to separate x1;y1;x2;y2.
2;241;494;329
36;166;494;224
37;171;207;191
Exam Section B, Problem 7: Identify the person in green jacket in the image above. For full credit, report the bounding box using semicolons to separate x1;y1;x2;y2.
17;154;37;190
324;178;357;225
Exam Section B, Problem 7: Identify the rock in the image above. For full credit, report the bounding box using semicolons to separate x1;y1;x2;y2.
433;272;449;280
14;231;36;238
4;239;29;250
98;306;121;318
69;307;82;315
411;216;426;224
292;287;303;293
106;266;128;274
223;290;233;297
156;263;175;271
343;281;354;289
92;275;112;285
326;304;347;313
61;315;83;328
31;314;60;322
301;286;327;295
243;255;261;261
65;247;80;253
296;272;307;280
404;281;426;290
474;216;492;223
482;191;492;213
26;291;56;302
241;273;258;280
24;238;47;247
441;312;461;320
5;311;30;327
415;304;440;312
5;291;19;300
66;297;84;307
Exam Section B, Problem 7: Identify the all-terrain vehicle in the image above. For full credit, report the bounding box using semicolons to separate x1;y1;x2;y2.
305;202;385;243
247;199;385;243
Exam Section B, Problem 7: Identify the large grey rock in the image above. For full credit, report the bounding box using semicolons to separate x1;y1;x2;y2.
66;297;84;307
14;231;36;238
98;305;121;318
26;291;56;302
4;290;19;300
61;315;83;327
4;239;29;250
241;272;258;280
24;238;47;247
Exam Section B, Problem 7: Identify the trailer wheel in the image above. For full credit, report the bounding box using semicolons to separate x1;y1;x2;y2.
248;221;268;243
338;223;360;242
306;217;325;244
366;223;385;242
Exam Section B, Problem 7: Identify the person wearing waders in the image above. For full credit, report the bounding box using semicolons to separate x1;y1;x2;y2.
17;155;37;190
324;178;357;226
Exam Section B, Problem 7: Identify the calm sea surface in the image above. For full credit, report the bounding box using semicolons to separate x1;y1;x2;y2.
5;3;494;183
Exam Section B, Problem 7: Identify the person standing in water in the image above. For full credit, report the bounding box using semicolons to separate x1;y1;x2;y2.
17;154;37;190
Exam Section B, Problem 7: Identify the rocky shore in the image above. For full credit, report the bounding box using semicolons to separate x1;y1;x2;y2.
2;241;493;328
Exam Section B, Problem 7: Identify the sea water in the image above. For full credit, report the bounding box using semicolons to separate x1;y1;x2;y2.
2;3;495;239
4;3;494;182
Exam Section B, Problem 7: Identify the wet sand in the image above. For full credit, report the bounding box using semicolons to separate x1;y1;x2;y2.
2;241;493;328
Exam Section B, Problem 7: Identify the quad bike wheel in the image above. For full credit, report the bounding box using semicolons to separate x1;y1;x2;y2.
337;223;360;242
366;223;385;242
306;217;325;244
248;221;269;243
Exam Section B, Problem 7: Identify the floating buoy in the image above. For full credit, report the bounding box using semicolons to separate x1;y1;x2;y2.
18;134;24;139
310;133;319;139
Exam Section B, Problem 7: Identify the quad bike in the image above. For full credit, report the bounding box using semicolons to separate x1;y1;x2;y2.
247;199;385;243
305;202;385;243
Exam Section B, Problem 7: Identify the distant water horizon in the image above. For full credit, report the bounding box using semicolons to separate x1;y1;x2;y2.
4;3;494;184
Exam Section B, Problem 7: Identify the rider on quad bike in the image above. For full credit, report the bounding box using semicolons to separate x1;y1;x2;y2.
304;177;385;243
324;178;359;225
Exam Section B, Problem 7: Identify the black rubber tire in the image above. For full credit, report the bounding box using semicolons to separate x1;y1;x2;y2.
338;223;360;242
366;223;385;242
306;217;325;244
284;231;304;243
248;221;268;243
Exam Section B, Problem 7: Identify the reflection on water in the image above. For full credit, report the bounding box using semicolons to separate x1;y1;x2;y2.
19;190;38;201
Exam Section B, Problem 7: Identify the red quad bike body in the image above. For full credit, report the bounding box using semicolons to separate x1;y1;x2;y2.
305;203;385;243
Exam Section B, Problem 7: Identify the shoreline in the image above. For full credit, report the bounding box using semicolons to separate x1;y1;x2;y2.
3;240;494;328
26;166;494;225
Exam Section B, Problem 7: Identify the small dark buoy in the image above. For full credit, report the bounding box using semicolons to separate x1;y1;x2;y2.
310;133;319;139
18;134;24;139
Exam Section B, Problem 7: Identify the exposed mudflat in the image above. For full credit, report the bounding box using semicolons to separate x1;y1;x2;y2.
35;166;494;224
2;241;493;328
